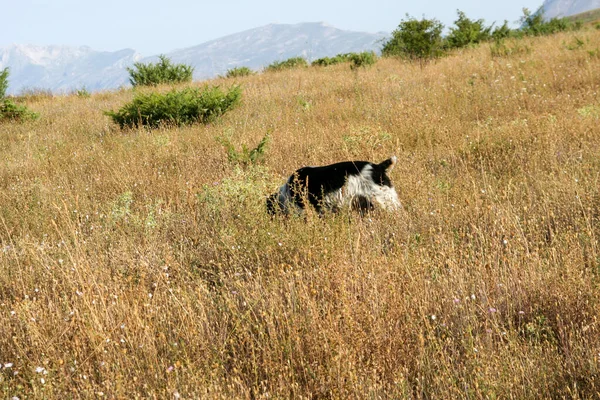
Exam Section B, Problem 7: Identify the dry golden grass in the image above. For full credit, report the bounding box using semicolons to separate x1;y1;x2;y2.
1;30;600;398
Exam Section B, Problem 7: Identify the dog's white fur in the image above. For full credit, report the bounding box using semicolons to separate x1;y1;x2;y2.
321;163;401;211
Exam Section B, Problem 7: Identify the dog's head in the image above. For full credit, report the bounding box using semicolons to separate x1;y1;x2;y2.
370;156;401;210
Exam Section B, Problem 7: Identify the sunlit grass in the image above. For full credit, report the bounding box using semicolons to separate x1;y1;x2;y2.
1;29;600;398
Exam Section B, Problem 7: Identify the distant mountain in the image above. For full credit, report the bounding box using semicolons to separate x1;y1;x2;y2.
541;0;600;19
0;23;386;95
160;22;386;80
0;45;140;95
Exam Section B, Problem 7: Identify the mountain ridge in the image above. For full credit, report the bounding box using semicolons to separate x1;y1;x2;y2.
0;22;386;95
541;0;600;19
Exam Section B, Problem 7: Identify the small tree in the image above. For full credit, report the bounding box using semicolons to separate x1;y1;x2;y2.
446;10;492;48
265;57;308;72
491;21;513;40
520;8;575;36
225;66;254;78
127;55;194;87
382;15;445;61
349;51;377;69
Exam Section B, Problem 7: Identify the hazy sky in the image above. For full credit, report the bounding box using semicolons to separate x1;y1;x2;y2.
2;0;544;56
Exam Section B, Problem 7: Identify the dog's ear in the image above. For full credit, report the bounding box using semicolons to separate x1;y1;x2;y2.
379;156;397;171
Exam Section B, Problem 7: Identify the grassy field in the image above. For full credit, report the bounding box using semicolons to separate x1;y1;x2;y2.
1;28;600;398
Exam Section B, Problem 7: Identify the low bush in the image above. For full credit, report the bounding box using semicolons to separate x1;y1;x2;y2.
0;98;39;122
520;8;581;36
225;67;254;78
265;57;307;72
349;51;377;69
105;85;241;129
0;68;39;122
127;55;194;87
311;53;354;66
312;51;377;69
216;130;271;167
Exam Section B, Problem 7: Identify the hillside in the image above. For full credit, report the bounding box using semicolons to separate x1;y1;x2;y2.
161;22;386;80
0;45;140;94
542;0;600;18
1;28;599;398
566;7;600;22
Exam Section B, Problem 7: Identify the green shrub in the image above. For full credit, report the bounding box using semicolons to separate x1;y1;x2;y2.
216;131;271;167
225;66;254;78
491;21;513;40
105;85;242;129
0;99;39;122
0;68;39;122
446;10;492;48
520;8;578;36
382;15;445;61
311;53;353;66
349;51;377;69
312;52;377;69
0;67;8;99
265;57;307;72
127;55;194;87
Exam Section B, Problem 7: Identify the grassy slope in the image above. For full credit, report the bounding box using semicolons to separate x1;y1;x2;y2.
1;29;600;398
567;8;600;24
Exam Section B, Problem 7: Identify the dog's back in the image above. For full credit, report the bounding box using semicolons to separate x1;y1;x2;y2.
267;157;400;215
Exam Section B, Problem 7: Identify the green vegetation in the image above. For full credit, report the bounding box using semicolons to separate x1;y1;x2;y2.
382;8;584;62
382;15;445;60
265;56;308;72
311;53;354;66
127;55;194;87
349;51;377;69
75;87;91;98
0;67;8;98
519;8;581;36
105;85;241;129
225;66;254;78
216;130;271;167
446;10;492;48
0;67;39;122
312;51;377;69
0;98;39;122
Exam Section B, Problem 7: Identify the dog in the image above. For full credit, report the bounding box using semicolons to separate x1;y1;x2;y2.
267;156;401;215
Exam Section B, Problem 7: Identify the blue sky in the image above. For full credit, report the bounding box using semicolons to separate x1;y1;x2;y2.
2;0;544;56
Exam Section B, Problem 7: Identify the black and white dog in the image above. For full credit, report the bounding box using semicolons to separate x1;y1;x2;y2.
267;156;401;215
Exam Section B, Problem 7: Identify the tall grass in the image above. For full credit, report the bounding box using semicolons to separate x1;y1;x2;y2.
1;29;600;398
